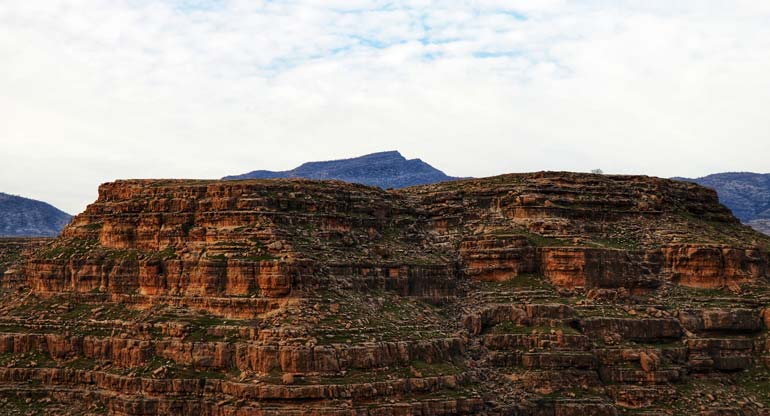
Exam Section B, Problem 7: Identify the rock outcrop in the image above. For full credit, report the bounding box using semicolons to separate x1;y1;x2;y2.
0;238;51;288
1;172;770;415
674;172;770;236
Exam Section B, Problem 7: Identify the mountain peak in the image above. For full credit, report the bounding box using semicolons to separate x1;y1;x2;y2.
223;151;459;189
0;192;72;237
357;150;403;158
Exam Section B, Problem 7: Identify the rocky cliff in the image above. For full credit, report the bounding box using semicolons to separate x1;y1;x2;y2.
0;238;50;284
674;172;770;235
1;172;770;415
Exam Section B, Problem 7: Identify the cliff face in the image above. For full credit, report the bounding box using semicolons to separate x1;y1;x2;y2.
674;172;770;235
0;238;51;285
1;172;770;415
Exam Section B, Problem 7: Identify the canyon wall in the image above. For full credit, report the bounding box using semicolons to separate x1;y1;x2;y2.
0;173;769;415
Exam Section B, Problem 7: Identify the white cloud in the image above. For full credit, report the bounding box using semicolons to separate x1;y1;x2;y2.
1;0;769;213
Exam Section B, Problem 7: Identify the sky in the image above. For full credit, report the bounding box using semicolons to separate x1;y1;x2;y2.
2;1;770;214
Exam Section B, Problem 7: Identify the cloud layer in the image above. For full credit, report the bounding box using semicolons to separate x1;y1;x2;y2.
2;0;769;213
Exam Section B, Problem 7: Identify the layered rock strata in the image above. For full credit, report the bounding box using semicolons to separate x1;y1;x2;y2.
0;172;769;415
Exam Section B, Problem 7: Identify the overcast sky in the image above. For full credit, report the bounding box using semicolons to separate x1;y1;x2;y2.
2;1;769;214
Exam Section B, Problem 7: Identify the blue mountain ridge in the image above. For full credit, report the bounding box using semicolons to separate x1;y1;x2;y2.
223;150;460;189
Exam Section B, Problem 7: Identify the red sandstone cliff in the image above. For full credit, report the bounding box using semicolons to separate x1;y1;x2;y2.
0;172;769;415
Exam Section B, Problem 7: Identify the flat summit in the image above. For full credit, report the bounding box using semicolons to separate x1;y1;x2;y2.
1;172;770;414
223;150;459;188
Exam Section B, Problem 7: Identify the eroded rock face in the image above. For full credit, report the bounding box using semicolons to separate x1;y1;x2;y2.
1;173;770;415
662;245;768;288
0;237;50;289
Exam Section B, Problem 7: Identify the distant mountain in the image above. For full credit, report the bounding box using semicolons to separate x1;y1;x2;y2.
673;172;770;234
224;151;460;189
750;220;770;235
0;193;72;237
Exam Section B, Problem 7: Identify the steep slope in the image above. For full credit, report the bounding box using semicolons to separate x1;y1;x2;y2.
0;192;71;237
674;172;770;234
0;238;50;280
0;173;769;415
223;150;460;188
